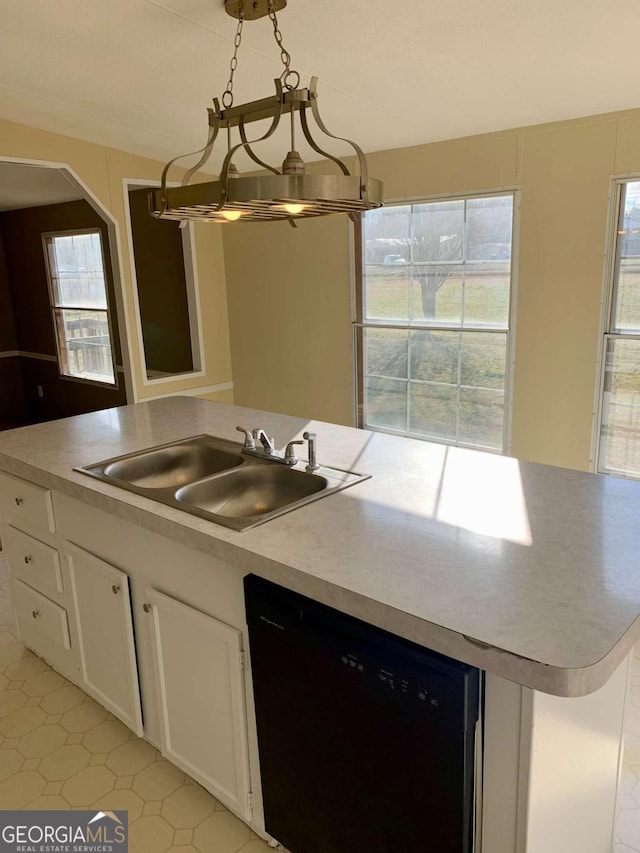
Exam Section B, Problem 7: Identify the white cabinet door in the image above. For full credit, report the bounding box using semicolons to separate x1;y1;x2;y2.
146;588;252;820
66;543;143;736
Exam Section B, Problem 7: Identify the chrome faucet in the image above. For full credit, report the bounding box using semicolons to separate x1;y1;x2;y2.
236;425;304;467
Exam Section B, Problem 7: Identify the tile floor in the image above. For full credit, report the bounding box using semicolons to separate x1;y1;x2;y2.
0;555;272;853
615;652;640;852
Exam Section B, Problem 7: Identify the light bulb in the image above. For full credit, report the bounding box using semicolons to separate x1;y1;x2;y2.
282;203;306;215
221;210;243;221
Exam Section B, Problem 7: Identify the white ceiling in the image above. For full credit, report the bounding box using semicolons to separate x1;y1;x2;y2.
0;163;84;211
0;0;639;175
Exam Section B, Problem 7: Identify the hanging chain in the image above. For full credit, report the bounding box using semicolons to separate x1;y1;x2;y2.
268;0;299;90
222;11;244;109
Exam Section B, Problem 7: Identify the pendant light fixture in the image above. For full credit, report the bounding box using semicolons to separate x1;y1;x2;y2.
149;0;383;226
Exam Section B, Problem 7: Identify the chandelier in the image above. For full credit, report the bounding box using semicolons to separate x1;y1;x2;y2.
149;0;383;225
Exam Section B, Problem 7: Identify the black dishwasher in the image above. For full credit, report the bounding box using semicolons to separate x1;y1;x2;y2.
245;575;480;853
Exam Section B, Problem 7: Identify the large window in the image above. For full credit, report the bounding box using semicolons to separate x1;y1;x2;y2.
357;193;515;452
44;230;115;385
598;180;640;479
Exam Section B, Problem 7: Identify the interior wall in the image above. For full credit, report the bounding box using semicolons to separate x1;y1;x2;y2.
222;108;640;471
0;120;233;403
0;230;26;426
0;199;126;420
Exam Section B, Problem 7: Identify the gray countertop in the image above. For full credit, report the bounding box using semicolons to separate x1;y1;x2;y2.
1;396;638;697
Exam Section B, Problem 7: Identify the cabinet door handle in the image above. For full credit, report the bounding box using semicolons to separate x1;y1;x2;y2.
143;603;151;613
112;584;121;595
14;497;23;506
31;610;40;619
24;555;33;564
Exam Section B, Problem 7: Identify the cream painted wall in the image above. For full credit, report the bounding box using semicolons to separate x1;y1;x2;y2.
0;119;233;404
222;108;640;471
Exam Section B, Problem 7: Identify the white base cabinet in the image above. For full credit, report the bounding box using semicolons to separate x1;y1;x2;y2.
146;588;253;822
66;543;143;736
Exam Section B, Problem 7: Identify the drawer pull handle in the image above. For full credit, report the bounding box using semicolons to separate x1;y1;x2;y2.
24;555;33;564
14;497;23;506
32;610;40;619
112;584;121;595
143;603;151;613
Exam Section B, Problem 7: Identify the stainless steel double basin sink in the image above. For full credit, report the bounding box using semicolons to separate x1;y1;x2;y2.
76;434;369;531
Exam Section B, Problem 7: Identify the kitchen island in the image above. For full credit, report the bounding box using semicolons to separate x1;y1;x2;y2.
0;396;636;853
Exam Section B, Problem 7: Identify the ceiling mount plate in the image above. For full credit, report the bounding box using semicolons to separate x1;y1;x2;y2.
225;0;286;20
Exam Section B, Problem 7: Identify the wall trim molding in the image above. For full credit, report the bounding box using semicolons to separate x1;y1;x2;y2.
0;350;19;359
140;381;234;402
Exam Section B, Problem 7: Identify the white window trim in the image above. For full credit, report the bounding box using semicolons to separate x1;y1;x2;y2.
354;187;520;455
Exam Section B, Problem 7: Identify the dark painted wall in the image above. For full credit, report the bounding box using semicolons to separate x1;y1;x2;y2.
0;199;126;424
128;188;193;376
0;230;27;427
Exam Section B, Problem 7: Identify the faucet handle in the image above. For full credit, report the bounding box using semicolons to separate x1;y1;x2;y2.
236;426;256;450
284;439;304;466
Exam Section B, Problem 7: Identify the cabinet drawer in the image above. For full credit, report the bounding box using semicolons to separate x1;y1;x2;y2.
0;472;55;533
4;525;63;597
13;579;71;651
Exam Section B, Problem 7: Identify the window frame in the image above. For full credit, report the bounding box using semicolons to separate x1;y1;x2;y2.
594;176;640;479
354;188;519;454
42;228;118;388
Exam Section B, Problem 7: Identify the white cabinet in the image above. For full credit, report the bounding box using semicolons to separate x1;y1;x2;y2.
66;543;143;736
146;588;253;821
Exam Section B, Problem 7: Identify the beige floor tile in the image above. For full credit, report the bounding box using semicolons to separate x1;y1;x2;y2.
27;795;70;810
40;743;91;781
193;812;252;853
0;704;46;737
0;643;28;666
43;780;64;795
106;737;157;776
83;719;132;754
133;760;185;801
162;783;217;829
115;775;134;790
143;800;163;816
173;829;194;845
96;788;145;822
40;684;86;715
0;748;23;781
619;809;640;849
0;770;46;808
1;737;18;749
67;732;84;745
128;815;174;853
167;847;199;853
0;688;27;718
62;765;116;806
5;654;48;682
238;842;272;852
45;714;62;725
18;724;67;758
22;669;65;697
21;757;40;771
90;753;108;766
0;674;8;690
61;701;108;733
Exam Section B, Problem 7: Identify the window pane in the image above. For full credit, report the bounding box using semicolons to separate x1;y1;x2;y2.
410;330;460;384
364;206;411;264
364;328;408;379
365;376;407;432
413;200;464;263
49;232;107;309
411;265;463;324
54;309;115;384
613;182;640;332
459;388;505;449
409;382;457;441
463;262;511;327
599;338;640;478
364;264;410;321
466;195;513;261
460;332;507;390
